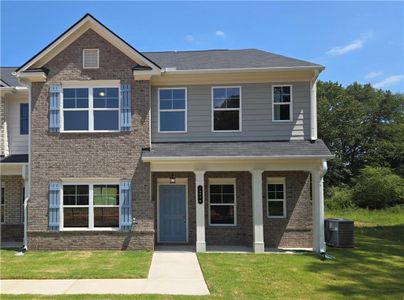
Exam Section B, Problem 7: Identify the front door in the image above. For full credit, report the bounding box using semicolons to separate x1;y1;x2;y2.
159;184;187;243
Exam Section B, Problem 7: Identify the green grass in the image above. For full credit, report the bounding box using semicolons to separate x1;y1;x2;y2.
0;250;152;279
2;208;404;299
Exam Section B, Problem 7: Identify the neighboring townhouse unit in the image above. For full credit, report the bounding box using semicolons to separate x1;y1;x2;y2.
1;14;332;253
0;68;29;244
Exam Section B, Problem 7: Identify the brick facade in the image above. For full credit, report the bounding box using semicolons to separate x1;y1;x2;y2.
262;171;312;248
1;175;24;242
28;29;153;250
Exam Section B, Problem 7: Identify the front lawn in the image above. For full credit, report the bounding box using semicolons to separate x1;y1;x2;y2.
2;208;403;299
0;250;152;279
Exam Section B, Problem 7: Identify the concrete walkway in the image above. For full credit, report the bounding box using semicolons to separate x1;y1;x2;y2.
1;250;210;296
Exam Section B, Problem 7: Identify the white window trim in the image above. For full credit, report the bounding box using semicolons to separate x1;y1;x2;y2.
82;49;99;69
211;86;242;133
60;84;120;133
158;87;188;133
208;178;237;226
267;177;287;218
60;181;120;231
272;84;293;122
1;183;5;224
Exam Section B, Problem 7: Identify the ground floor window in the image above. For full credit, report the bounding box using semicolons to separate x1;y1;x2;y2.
1;184;5;224
267;177;286;218
209;178;236;225
62;183;119;229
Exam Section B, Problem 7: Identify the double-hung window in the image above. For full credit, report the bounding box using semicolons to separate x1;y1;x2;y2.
62;86;119;132
267;178;286;218
272;85;292;121
209;179;236;225
20;103;29;135
212;87;241;131
158;88;187;132
62;184;119;229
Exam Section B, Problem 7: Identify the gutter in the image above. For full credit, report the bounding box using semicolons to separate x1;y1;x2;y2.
162;65;325;75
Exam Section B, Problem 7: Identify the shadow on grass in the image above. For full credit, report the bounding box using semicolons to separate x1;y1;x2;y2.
307;225;404;298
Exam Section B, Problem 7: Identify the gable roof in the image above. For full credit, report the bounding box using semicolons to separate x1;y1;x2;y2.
143;49;323;71
0;67;22;87
16;13;161;73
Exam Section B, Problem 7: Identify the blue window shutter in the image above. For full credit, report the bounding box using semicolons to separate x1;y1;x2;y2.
20;103;29;135
120;181;132;230
49;182;61;231
49;84;61;132
120;84;132;131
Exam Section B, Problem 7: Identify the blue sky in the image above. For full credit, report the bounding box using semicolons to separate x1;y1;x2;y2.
1;1;403;92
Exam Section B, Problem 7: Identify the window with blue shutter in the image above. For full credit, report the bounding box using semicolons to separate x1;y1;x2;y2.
120;181;132;230
120;84;132;131
49;84;61;132
20;103;29;135
49;182;61;231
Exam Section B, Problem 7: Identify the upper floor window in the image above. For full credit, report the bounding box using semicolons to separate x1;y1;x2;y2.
267;177;286;218
212;87;241;132
158;88;187;132
272;85;292;122
20;103;29;135
62;87;119;132
83;49;99;69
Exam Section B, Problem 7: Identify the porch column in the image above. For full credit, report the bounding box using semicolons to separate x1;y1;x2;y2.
312;165;326;253
194;170;206;252
250;170;264;253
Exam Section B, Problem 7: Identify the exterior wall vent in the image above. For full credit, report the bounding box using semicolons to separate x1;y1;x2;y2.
83;49;99;69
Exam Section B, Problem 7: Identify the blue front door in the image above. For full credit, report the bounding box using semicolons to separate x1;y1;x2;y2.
159;185;187;243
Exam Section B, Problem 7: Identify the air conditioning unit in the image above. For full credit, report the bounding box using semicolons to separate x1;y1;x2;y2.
324;218;354;248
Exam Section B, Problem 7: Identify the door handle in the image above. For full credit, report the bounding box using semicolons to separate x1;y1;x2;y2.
184;216;186;223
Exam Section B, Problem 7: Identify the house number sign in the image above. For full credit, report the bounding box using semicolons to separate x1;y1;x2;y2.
197;185;203;204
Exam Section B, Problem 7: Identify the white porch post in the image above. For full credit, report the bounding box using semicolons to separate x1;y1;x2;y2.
194;170;206;252
250;170;264;253
312;163;326;253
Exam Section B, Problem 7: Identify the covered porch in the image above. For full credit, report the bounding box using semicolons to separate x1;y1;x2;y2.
143;141;332;253
0;155;29;247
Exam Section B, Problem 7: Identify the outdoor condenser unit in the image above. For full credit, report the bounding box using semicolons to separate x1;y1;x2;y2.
324;218;354;248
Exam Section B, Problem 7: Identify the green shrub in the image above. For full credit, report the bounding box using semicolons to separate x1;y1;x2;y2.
325;186;355;210
352;166;404;209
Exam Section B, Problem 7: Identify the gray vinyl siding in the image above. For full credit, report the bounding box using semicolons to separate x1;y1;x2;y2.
151;82;311;142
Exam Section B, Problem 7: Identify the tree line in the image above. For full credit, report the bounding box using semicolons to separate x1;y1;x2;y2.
317;81;404;209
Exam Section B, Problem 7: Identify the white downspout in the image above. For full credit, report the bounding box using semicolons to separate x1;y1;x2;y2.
22;81;32;250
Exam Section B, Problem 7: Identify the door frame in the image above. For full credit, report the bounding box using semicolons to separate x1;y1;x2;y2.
157;178;189;244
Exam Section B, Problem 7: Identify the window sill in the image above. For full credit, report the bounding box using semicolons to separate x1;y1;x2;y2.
272;120;293;123
208;224;238;228
60;227;120;232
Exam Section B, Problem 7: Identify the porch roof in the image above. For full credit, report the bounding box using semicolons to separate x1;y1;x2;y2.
0;154;29;164
142;140;333;161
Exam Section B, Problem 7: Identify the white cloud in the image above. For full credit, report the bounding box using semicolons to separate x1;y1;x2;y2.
185;34;194;43
327;39;364;56
373;75;404;89
215;30;225;37
327;32;373;56
365;71;383;79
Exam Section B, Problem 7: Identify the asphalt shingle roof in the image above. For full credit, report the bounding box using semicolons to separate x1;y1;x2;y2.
0;154;29;163
143;49;322;71
0;67;21;87
143;140;332;159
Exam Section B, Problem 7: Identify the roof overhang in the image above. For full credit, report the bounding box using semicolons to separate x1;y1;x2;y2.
15;13;161;81
0;86;28;96
142;154;334;162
